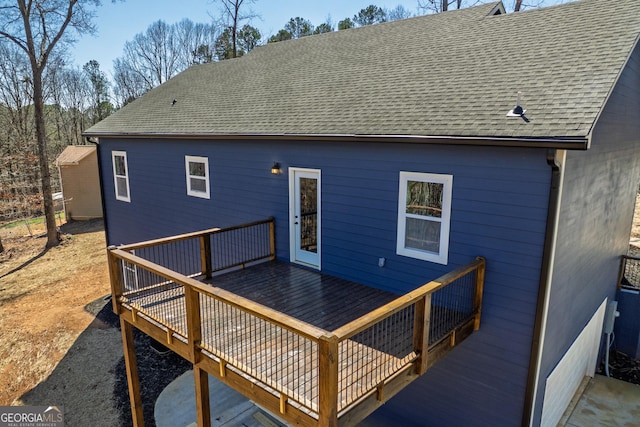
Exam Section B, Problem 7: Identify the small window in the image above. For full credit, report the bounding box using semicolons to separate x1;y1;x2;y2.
185;156;210;199
112;151;130;202
397;172;452;264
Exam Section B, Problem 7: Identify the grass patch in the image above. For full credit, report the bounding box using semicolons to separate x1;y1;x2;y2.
1;213;66;230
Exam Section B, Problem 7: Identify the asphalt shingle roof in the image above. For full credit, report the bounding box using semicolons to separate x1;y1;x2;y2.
85;0;640;144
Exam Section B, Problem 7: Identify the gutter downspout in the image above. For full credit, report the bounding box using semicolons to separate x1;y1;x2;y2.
522;149;566;427
86;136;111;245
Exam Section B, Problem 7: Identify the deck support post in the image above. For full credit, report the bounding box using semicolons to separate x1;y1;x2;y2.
473;257;486;330
194;366;211;427
318;334;339;427
413;294;432;375
185;287;210;426
120;317;145;427
200;235;212;280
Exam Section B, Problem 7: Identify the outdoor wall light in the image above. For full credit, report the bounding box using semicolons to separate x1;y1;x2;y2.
271;162;282;175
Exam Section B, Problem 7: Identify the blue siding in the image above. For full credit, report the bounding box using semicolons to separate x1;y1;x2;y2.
531;45;640;426
99;138;551;426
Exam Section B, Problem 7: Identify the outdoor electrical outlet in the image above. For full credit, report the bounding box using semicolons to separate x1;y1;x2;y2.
378;257;386;268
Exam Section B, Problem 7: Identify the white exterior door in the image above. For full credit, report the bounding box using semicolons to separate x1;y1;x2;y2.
289;168;320;269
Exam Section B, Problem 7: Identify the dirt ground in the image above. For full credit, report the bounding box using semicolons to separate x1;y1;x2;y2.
0;219;190;427
0;220;122;426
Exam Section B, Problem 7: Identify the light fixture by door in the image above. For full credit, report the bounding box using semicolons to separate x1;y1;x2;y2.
271;162;282;175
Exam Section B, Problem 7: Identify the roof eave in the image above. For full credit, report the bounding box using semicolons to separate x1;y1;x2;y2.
82;131;590;150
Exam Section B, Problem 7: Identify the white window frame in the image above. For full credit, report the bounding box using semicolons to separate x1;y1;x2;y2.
396;171;453;265
112;151;131;202
185;155;210;199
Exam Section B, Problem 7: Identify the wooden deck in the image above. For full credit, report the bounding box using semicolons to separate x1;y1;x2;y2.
108;218;485;427
122;262;412;414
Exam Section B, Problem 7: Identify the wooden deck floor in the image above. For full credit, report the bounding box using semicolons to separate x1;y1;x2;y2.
205;261;399;330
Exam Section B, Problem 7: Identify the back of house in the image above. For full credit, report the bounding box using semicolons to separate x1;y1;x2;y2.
86;0;640;425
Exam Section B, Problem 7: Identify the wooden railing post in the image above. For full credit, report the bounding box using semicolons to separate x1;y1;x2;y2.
269;217;276;260
200;234;212;280
107;246;123;314
413;294;432;375
473;257;486;331
318;334;339;427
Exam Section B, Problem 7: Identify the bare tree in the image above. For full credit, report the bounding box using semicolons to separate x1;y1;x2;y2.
214;0;257;58
0;42;34;153
113;19;219;105
418;0;548;13
513;0;547;11
0;41;41;228
387;5;413;21
47;59;96;146
418;0;472;13
0;0;102;247
174;19;219;68
83;60;112;124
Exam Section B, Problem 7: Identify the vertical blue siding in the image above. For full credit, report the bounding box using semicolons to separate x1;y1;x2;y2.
99;138;551;426
530;45;640;426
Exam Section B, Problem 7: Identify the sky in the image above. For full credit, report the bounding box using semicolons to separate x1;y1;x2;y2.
72;0;568;78
73;0;423;76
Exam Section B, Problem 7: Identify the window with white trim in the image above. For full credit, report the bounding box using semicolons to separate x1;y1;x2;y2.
112;151;131;202
397;172;452;264
185;156;210;199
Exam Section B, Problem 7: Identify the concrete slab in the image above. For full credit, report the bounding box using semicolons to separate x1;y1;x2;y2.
561;375;640;427
154;370;286;427
157;371;640;427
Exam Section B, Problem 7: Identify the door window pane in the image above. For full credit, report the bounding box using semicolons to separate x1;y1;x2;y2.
299;177;317;253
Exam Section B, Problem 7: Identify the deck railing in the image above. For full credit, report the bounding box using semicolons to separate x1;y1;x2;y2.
618;255;640;291
108;218;485;427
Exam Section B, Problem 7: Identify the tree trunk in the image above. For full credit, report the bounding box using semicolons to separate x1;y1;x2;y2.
32;68;59;248
515;0;523;12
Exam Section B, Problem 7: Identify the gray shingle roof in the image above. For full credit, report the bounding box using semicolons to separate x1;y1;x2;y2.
85;0;640;144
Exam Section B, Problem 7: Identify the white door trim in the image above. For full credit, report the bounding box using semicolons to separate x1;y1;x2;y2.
289;167;321;269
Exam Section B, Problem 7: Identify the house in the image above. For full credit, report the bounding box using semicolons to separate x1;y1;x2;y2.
55;145;103;220
84;0;640;426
